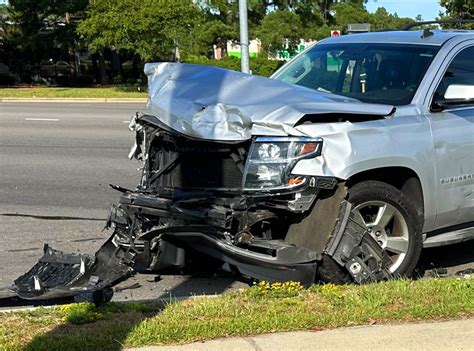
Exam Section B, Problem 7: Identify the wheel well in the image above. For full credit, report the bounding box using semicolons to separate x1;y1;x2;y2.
346;167;424;220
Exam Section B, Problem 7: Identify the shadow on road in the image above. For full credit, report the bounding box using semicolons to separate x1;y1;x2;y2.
417;240;474;276
0;296;75;309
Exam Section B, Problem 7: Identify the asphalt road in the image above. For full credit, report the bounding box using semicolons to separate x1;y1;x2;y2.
0;102;472;307
0;102;247;304
0;102;140;212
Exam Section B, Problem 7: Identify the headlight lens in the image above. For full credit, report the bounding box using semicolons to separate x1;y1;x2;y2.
242;137;322;191
258;143;281;159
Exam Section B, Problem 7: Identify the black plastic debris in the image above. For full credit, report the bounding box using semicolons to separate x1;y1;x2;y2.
455;268;474;276
10;234;135;303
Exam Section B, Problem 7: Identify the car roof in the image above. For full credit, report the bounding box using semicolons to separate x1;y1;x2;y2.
320;30;474;46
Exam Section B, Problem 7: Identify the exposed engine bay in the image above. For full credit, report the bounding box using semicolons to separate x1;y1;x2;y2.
3;113;392;302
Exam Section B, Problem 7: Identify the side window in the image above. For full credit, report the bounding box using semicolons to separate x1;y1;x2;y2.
433;46;474;109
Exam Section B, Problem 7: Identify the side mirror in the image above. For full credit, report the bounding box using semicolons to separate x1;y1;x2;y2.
444;84;474;100
432;84;474;111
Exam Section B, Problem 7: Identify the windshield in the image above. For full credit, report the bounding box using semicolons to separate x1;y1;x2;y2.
273;43;439;106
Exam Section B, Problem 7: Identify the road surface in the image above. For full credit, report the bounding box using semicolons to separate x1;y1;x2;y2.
0;102;471;306
0;102;247;303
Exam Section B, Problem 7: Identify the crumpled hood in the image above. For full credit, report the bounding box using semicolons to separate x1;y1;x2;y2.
145;62;395;141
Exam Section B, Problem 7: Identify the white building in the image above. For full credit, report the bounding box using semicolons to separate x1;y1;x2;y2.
216;39;317;61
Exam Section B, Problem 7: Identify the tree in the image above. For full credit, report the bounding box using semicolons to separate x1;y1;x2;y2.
333;1;371;30
7;0;87;81
78;0;204;62
257;11;305;56
193;1;239;57
440;0;474;18
369;7;412;30
0;4;11;68
439;0;474;28
188;19;234;57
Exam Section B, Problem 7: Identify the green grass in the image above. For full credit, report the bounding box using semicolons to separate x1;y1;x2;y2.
0;86;147;99
0;278;473;351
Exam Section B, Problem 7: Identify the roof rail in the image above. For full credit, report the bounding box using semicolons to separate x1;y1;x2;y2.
402;19;474;30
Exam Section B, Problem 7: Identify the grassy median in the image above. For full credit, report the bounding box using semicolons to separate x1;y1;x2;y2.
0;278;472;351
0;86;147;99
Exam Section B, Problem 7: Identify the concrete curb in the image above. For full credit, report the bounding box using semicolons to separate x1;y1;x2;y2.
0;97;147;103
0;297;165;314
126;318;474;351
0;294;218;314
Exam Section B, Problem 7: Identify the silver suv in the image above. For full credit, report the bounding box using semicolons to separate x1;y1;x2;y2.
126;28;473;283
10;27;474;301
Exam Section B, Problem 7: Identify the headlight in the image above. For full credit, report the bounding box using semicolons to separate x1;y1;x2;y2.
242;136;322;192
258;143;281;159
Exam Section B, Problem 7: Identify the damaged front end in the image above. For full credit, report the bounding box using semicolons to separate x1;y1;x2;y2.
4;64;396;302
4;113;391;302
119;114;392;286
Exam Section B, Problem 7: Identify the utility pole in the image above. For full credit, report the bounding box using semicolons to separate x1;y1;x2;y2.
239;0;250;73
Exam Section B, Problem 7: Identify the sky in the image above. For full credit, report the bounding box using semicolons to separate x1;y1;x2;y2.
365;0;445;21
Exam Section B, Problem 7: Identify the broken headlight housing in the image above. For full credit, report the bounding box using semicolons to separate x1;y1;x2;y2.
242;136;323;192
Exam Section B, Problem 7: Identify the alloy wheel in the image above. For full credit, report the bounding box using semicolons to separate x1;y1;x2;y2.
351;200;410;273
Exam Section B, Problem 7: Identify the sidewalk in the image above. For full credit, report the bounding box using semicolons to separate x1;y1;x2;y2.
126;318;474;351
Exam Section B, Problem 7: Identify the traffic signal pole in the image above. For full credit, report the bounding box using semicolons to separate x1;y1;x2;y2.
239;0;250;73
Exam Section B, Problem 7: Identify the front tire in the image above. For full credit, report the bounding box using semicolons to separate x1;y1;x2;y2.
347;180;423;277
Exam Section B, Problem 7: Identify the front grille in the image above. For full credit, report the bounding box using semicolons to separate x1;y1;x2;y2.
147;132;248;190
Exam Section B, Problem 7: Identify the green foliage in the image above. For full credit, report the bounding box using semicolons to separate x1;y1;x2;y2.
7;0;87;58
189;19;235;57
184;55;241;71
369;7;413;31
76;0;413;64
78;0;204;61
0;4;7;15
332;2;412;32
59;303;105;325
58;301;158;325
257;11;305;55
245;281;304;298
3;0;420;85
333;1;371;30
183;55;284;77
0;87;148;98
307;25;332;41
250;56;285;77
439;0;474;28
440;0;474;18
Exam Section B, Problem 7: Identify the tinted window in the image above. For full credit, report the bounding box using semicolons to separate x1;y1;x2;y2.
274;44;439;106
434;46;474;105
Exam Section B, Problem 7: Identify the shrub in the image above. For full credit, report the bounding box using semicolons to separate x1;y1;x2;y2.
183;55;285;77
56;75;95;87
59;303;105;325
251;57;284;77
0;74;16;86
